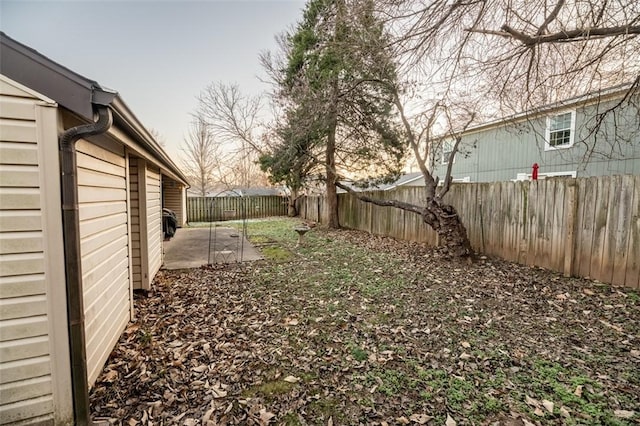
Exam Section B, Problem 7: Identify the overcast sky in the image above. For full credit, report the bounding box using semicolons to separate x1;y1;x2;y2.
0;0;305;159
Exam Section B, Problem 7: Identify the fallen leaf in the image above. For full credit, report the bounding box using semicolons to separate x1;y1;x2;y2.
542;399;554;413
259;408;275;425
409;413;432;424
559;407;571;418
396;416;410;425
599;319;623;332
103;370;118;383
283;375;300;383
202;407;214;422
574;385;583;397
192;365;208;373
614;410;635;419
445;413;457;426
525;395;540;407
211;384;228;398
461;341;471;348
583;288;595;295
534;407;545;417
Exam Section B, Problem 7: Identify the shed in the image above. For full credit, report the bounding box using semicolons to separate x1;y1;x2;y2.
0;32;189;424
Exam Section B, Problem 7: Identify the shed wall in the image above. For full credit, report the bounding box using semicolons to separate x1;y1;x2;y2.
129;157;143;289
0;77;72;423
162;177;184;226
76;135;131;386
146;165;162;280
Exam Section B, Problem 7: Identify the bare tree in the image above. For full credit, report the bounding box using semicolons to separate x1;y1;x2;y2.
179;114;220;196
327;0;640;257
148;128;168;148
335;92;477;258
386;0;639;118
197;82;268;189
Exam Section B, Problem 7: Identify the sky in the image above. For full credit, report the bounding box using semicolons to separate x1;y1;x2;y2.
0;0;305;159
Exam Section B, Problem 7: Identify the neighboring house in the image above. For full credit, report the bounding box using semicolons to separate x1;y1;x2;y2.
430;85;640;182
0;33;189;424
337;172;427;193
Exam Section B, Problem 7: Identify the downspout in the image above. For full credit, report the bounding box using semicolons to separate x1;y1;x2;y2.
60;106;113;425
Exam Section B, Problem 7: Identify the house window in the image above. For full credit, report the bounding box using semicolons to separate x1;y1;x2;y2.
545;111;575;150
441;139;455;164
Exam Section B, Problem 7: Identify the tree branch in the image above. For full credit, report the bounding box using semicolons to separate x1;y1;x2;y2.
437;112;475;198
335;181;425;216
499;24;640;46
536;0;565;36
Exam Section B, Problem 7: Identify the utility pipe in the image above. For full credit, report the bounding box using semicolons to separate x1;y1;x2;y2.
59;106;113;425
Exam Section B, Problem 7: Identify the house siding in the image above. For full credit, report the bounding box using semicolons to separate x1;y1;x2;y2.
433;97;640;182
128;157;143;290
75;136;131;387
146;165;162;280
162;178;184;227
0;77;72;424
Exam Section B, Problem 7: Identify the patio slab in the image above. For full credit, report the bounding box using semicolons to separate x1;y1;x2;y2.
162;226;263;269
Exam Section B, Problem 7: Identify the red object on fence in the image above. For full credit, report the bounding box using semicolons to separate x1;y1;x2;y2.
532;163;539;180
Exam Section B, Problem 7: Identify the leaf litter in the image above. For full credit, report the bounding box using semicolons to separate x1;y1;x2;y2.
90;220;640;425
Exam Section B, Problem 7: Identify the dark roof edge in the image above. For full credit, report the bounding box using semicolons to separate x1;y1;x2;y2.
0;31;110;119
0;31;188;186
111;97;189;184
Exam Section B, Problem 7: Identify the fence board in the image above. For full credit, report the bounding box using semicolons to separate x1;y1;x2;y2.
299;175;639;288
600;176;619;284
590;177;610;282
612;175;633;286
577;178;597;278
551;180;565;272
187;195;287;222
626;176;640;289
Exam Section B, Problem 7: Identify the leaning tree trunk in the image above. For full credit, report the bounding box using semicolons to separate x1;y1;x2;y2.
422;199;473;258
288;187;299;217
333;181;473;259
325;104;340;228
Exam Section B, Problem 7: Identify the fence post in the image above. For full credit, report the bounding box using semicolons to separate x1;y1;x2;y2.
564;180;578;277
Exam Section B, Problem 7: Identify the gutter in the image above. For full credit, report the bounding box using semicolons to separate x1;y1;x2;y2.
110;97;189;185
59;93;114;425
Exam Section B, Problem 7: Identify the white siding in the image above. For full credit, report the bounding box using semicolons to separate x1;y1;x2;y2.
162;177;184;227
76;137;131;387
129;157;143;289
146;165;162;280
0;77;72;423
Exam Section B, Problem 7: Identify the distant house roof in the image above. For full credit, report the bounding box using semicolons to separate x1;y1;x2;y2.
188;187;285;197
0;31;188;186
224;188;284;197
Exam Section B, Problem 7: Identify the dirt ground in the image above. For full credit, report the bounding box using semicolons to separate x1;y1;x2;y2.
90;219;640;425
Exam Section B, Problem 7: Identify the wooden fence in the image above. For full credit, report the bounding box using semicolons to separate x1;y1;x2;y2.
298;175;640;289
187;196;288;222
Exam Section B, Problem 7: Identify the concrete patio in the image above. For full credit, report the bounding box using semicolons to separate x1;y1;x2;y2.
162;226;262;269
